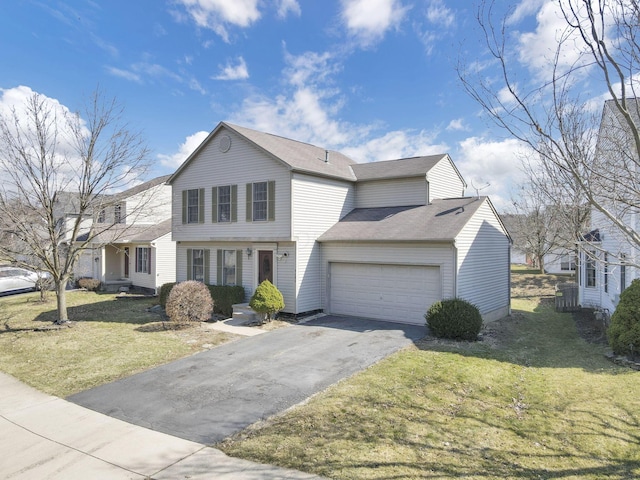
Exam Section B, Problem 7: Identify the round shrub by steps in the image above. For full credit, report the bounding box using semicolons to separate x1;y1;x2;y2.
165;280;213;324
608;279;640;356
425;298;483;341
249;280;285;322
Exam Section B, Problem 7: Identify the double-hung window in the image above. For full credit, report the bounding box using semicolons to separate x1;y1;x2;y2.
188;248;206;282
253;182;268;221
135;247;151;274
217;249;242;286
223;250;236;285
212;185;236;223
114;203;125;224
620;253;627;291
182;188;204;224
246;181;275;222
586;250;597;287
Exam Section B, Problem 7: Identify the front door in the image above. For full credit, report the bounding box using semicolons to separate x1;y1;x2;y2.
258;250;273;284
123;247;129;277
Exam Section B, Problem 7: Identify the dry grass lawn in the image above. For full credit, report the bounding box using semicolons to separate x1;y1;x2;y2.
218;270;640;479
0;290;239;396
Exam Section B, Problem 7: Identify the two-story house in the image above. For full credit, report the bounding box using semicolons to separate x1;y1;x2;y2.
577;99;640;313
167;123;511;325
66;175;176;294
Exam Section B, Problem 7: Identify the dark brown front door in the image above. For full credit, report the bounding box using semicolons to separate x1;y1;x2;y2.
258;250;273;283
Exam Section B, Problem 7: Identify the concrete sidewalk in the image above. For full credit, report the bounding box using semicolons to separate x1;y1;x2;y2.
0;372;326;480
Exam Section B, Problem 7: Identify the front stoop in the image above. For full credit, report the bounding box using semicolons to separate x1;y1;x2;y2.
231;303;258;325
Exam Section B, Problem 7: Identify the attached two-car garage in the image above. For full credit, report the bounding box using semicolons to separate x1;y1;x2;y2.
328;262;442;325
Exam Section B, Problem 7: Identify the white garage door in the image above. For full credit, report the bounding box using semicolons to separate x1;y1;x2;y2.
329;263;441;325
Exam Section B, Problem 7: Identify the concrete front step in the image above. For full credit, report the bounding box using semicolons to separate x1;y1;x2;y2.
231;303;258;325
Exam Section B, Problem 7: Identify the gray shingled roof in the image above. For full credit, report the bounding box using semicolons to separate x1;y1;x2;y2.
76;219;172;244
317;197;489;242
351;155;446;181
224;123;358;181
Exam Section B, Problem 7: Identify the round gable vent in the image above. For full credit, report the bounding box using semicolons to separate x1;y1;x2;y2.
219;134;232;153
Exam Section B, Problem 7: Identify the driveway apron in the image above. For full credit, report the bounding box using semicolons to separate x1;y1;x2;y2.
68;316;425;444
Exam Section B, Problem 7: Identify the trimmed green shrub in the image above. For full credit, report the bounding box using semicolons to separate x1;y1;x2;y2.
159;282;176;308
165;280;214;324
207;285;245;317
249;280;285;323
608;279;640;356
77;277;101;291
425;298;483;341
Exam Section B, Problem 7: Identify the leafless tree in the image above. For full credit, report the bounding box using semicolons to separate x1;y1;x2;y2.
505;178;589;272
458;0;640;267
0;89;152;323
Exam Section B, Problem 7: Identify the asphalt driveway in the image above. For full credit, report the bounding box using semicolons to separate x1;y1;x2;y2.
68;315;424;444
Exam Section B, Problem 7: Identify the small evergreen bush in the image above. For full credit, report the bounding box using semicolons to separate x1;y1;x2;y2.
425;298;483;341
249;280;285;323
207;285;245;317
165;281;214;324
77;277;101;291
608;279;640;356
159;282;176;308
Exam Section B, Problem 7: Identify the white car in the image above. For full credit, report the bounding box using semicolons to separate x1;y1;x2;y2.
0;266;52;295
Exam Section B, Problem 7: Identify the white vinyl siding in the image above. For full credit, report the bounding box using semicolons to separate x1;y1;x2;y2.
428;157;466;201
171;128;291;242
292;173;355;312
355;177;427;208
455;200;510;321
176;241;297;313
329;262;441;325
154;233;176;289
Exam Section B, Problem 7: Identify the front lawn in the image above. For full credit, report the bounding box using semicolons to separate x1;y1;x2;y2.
0;290;238;396
218;280;640;479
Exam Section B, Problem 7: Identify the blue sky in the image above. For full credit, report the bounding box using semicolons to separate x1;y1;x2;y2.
0;0;577;211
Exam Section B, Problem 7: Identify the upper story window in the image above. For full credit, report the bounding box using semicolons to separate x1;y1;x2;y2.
182;188;204;224
620;253;627;291
246;181;275;222
212;185;237;223
97;209;106;223
253;182;268;221
114;203;125;224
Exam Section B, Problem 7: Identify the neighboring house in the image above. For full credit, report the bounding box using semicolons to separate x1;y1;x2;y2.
577;99;640;312
59;175;176;294
167;122;512;325
501;213;578;274
543;249;577;275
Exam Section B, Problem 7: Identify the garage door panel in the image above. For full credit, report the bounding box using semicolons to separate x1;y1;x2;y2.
329;263;441;325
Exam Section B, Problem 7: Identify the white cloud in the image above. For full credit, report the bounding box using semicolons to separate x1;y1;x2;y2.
416;0;455;55
158;130;209;169
174;0;261;42
283;49;338;87
456;136;528;211
446;118;467;131
342;129;448;163
105;66;143;83
213;57;249;80
340;0;409;48
0;86;91;187
515;1;592;81
276;0;301;19
426;0;454;28
106;61;206;94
